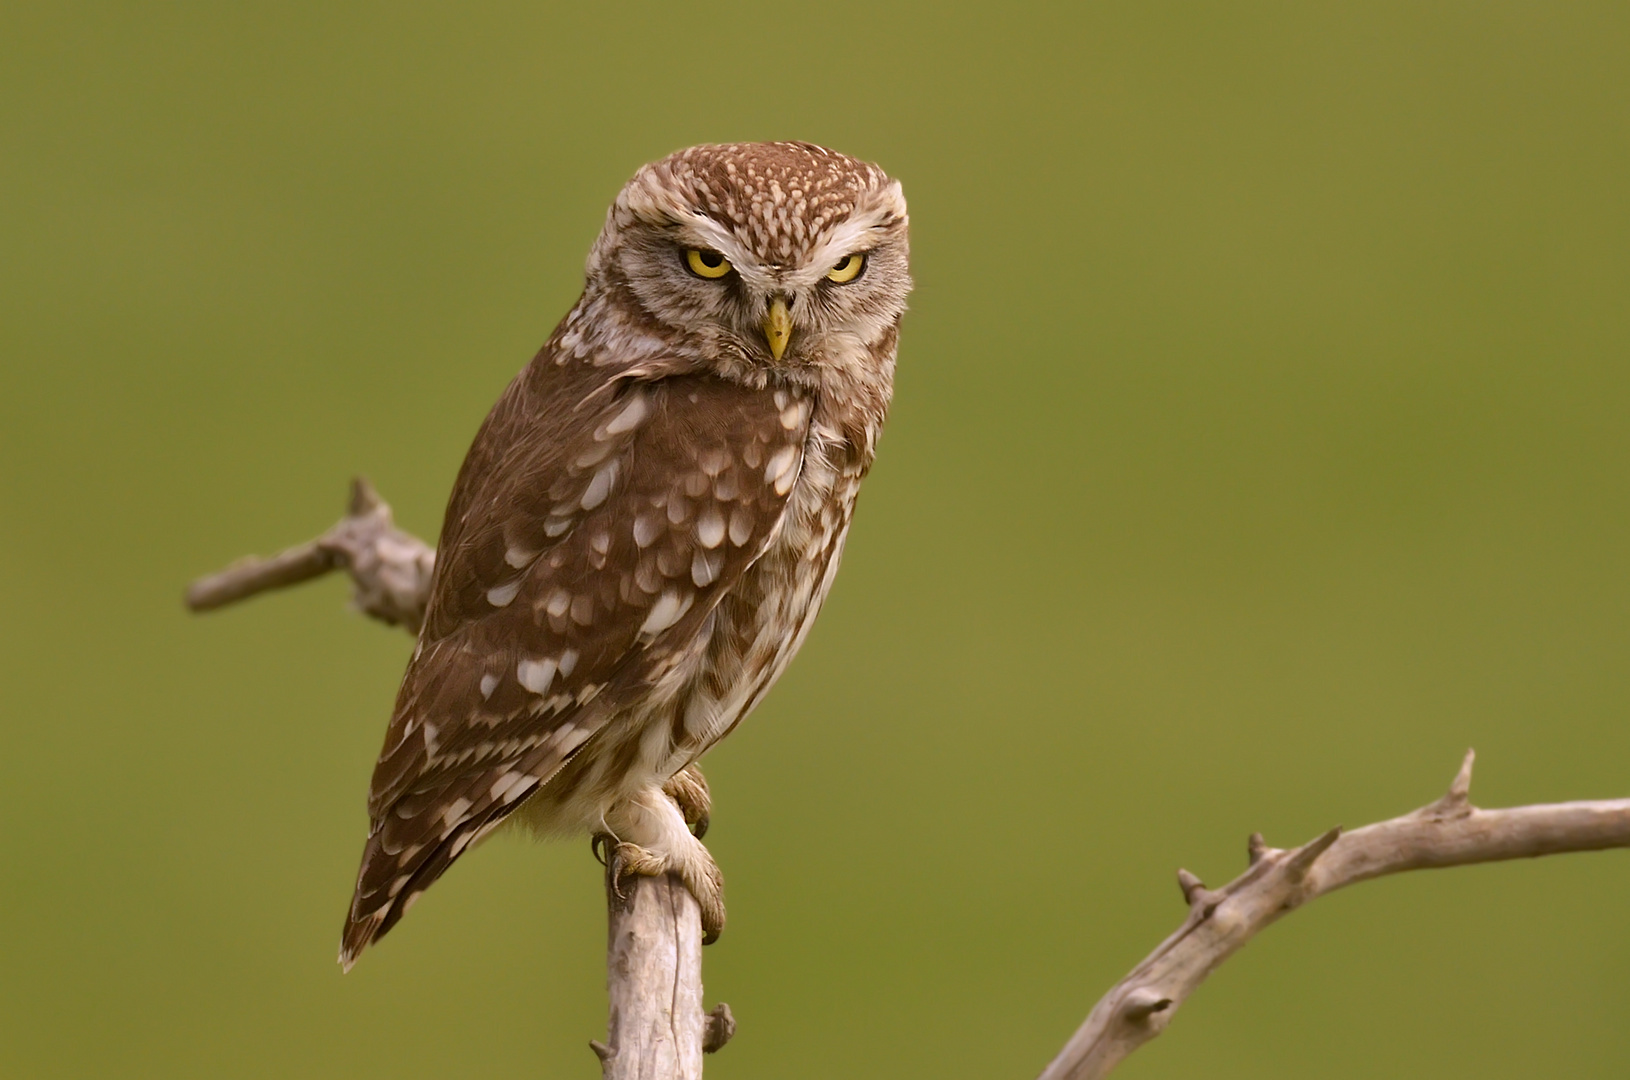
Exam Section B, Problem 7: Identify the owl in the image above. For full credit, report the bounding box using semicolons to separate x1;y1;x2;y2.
340;142;911;968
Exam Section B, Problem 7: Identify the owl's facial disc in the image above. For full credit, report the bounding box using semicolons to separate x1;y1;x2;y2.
601;142;909;368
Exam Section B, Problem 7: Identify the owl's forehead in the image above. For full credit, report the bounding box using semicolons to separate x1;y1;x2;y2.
620;142;898;266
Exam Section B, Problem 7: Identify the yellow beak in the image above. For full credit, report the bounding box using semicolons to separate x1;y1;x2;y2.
763;295;791;361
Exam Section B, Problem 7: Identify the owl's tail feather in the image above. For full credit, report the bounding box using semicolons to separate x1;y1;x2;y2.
338;786;535;971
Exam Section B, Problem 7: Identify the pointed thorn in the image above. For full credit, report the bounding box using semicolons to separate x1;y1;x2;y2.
589;1039;614;1064
1247;832;1270;865
1448;748;1475;803
348;476;382;516
1176;868;1206;904
1419;749;1479;819
703;1002;736;1053
1285;826;1343;881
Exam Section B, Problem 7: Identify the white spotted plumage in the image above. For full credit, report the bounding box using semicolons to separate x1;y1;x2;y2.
340;142;909;969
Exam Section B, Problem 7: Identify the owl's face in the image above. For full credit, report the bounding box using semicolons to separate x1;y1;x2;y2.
588;142;910;372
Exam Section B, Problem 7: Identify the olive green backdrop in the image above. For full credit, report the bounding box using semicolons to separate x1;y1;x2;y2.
3;3;1627;1077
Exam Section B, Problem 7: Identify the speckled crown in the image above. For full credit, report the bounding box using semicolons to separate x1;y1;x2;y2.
619;142;898;266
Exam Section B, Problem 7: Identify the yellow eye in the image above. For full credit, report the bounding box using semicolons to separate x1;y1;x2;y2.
826;253;866;284
685;249;732;279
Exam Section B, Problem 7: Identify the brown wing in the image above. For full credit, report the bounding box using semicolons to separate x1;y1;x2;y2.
340;344;811;967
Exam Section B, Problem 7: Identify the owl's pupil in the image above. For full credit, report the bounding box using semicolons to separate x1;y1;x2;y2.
699;251;722;267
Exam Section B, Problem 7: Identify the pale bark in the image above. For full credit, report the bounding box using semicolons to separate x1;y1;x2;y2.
591;870;734;1079
188;480;1630;1080
185;478;434;632
1036;751;1630;1080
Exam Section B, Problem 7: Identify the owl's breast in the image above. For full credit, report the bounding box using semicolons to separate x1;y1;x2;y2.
667;397;868;764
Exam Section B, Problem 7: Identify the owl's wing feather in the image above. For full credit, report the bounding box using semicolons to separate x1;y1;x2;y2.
341;347;811;966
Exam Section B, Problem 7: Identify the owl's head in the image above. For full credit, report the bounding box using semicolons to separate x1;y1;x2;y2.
588;142;910;372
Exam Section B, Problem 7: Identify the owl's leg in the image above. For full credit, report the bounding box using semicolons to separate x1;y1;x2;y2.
662;763;712;838
602;783;726;943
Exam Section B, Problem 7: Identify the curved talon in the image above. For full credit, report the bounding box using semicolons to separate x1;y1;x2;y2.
692;856;726;945
605;842;635;900
607;845;629;901
692;813;710;840
607;840;670;904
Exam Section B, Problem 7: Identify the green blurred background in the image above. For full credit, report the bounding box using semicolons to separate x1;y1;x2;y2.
3;3;1627;1077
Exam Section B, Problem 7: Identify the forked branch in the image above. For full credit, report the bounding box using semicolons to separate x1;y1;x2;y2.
187;482;1630;1080
185;478;434;631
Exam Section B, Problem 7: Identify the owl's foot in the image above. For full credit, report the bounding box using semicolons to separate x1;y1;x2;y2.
601;784;727;944
603;840;726;944
663;763;712;838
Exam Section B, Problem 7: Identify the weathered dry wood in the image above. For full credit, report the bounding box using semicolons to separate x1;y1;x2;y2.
597;871;731;1079
1036;751;1630;1080
185;477;435;631
186;482;729;1077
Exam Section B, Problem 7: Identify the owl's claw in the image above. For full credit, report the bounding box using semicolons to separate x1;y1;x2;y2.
591;834;726;944
593;835;663;901
694;857;725;945
663;764;712;839
609;841;669;899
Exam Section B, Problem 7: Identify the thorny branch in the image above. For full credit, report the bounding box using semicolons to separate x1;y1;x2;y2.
1036;751;1630;1079
188;482;1630;1080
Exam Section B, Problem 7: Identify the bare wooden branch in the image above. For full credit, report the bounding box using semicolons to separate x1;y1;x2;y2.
185;477;435;631
598;871;727;1079
1036;750;1630;1080
185;482;729;1077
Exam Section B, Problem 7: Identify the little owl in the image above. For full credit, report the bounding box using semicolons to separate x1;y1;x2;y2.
341;142;911;968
